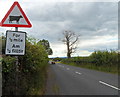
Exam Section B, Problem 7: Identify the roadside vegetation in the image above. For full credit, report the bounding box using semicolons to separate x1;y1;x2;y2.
61;50;118;74
1;36;50;95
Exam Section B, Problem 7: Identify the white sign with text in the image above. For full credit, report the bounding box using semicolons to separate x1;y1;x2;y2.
5;31;26;55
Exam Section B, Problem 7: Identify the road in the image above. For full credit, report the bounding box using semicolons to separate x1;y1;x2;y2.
46;63;119;95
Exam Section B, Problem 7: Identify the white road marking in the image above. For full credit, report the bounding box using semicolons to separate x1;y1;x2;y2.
58;65;65;68
67;68;70;70
78;72;81;75
75;72;78;73
75;71;81;75
99;81;120;91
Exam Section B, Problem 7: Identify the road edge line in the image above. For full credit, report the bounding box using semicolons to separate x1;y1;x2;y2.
99;81;120;91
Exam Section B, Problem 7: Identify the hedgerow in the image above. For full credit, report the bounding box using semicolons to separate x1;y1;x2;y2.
2;38;49;95
62;50;118;74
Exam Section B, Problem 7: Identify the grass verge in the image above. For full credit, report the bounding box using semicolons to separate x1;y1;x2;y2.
61;62;118;75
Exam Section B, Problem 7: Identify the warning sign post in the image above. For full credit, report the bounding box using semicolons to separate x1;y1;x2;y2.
5;31;26;55
0;1;32;27
0;1;32;55
0;1;32;95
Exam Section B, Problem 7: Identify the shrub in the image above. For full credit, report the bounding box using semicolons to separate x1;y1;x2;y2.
61;50;118;74
2;38;49;95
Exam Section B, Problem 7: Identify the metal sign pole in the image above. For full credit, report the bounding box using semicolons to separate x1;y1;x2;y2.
15;27;18;31
15;27;18;95
0;1;32;95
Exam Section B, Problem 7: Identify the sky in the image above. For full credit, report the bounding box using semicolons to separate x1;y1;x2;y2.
0;0;119;58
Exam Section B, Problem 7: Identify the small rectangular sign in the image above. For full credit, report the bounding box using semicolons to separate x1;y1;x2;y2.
5;30;26;55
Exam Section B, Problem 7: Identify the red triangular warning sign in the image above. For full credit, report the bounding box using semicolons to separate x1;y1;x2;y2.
0;1;32;27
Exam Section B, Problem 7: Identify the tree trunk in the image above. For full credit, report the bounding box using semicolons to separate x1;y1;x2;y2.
67;52;71;58
67;41;71;58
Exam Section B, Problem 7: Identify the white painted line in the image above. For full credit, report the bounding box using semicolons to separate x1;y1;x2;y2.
99;81;120;91
78;72;81;75
75;72;78;73
75;71;81;75
67;68;70;70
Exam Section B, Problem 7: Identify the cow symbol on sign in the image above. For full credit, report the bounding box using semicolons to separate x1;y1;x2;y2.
9;15;23;24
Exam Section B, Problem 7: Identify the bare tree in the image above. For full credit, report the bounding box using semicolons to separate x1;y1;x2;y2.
62;30;80;58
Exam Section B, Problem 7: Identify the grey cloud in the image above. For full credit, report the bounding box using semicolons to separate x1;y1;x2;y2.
24;2;118;56
78;40;118;52
0;1;118;57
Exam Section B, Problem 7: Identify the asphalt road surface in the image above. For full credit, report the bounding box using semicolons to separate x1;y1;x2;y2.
46;63;119;95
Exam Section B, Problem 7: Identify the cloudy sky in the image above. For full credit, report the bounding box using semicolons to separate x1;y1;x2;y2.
0;0;119;58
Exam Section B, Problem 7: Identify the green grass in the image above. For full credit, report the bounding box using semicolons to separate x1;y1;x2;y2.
61;50;118;75
62;62;118;75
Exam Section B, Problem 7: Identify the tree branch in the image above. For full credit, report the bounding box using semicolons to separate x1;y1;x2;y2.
69;36;79;47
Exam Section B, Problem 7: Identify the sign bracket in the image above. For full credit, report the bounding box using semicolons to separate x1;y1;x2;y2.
15;27;18;31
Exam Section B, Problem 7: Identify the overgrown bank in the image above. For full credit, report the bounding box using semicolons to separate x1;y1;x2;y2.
61;50;118;74
2;38;49;95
